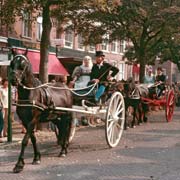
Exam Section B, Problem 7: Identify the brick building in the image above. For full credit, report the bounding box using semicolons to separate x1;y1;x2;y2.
0;11;129;81
0;10;179;84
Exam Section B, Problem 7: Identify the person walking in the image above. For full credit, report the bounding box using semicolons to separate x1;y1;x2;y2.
0;78;8;137
0;98;4;143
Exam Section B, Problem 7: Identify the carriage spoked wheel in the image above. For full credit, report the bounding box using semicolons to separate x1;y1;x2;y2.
105;91;125;148
165;89;175;122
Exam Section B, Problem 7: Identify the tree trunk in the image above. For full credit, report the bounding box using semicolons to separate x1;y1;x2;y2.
39;4;52;83
177;63;180;72
139;59;146;83
138;48;146;83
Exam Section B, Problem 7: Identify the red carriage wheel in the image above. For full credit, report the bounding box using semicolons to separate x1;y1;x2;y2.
165;89;175;122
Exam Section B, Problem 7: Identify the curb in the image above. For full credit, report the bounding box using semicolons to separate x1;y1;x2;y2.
0;138;22;149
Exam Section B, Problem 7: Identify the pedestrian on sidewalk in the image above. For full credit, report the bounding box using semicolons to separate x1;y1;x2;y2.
0;92;4;143
0;78;8;137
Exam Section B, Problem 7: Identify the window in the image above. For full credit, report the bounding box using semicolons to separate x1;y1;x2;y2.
89;45;95;52
111;41;118;53
118;40;126;54
64;30;73;48
37;16;42;40
101;34;109;51
78;34;84;50
101;39;109;51
118;63;125;80
22;11;32;38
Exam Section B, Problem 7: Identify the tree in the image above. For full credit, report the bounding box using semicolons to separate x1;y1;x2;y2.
0;0;86;83
73;0;180;82
2;0;180;83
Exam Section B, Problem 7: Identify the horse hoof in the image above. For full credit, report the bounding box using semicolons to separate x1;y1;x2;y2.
58;153;66;157
32;160;41;165
13;166;23;173
144;117;148;122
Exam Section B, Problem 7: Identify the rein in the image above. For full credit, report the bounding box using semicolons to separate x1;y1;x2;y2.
14;56;112;97
18;81;98;97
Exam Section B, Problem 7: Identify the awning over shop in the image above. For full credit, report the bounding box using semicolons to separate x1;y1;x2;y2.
16;49;69;75
58;57;81;75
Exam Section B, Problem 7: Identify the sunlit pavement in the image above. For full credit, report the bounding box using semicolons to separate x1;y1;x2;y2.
0;107;180;180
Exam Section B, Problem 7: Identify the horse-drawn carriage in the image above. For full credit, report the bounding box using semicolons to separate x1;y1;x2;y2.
125;79;175;126
140;83;175;122
10;51;126;173
10;50;175;173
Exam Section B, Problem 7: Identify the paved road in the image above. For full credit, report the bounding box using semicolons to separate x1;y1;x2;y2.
0;107;180;180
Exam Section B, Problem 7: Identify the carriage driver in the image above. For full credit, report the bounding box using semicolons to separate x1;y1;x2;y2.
155;67;166;97
90;51;119;103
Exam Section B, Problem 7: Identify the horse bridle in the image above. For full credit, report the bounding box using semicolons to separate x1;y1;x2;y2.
12;54;29;86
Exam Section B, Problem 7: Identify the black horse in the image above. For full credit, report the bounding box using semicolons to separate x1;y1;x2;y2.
10;50;73;173
111;78;149;129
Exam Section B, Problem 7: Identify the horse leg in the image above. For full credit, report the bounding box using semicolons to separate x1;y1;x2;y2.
13;131;30;173
13;121;36;173
142;103;148;123
58;113;71;157
131;106;136;128
31;131;41;165
124;103;128;130
136;103;142;125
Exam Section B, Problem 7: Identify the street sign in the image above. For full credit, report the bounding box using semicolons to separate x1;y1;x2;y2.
51;39;65;46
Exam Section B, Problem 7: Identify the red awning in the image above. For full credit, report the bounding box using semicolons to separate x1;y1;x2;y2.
16;49;69;75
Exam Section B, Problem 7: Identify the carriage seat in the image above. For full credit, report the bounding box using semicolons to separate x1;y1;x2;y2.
140;82;165;99
73;82;111;106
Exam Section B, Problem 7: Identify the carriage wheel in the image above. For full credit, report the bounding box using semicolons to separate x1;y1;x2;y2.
165;89;175;122
105;91;125;148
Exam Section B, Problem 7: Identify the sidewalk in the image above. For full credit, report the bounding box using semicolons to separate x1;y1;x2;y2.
0;107;176;149
0;120;58;149
0;121;24;149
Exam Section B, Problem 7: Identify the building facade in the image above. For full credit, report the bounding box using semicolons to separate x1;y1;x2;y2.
1;10;179;84
1;11;128;80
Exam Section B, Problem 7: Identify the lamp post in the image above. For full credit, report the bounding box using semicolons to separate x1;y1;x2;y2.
7;47;12;142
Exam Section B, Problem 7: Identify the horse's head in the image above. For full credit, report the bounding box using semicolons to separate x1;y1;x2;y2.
10;53;31;86
116;78;137;97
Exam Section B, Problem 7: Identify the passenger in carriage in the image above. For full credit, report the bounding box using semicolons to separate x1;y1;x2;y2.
69;56;93;89
90;51;119;103
155;67;166;97
144;67;155;85
69;56;93;126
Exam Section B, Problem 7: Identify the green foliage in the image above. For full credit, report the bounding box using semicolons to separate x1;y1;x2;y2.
1;0;180;82
72;0;180;81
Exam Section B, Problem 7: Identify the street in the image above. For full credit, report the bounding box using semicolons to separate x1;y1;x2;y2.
0;107;180;180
